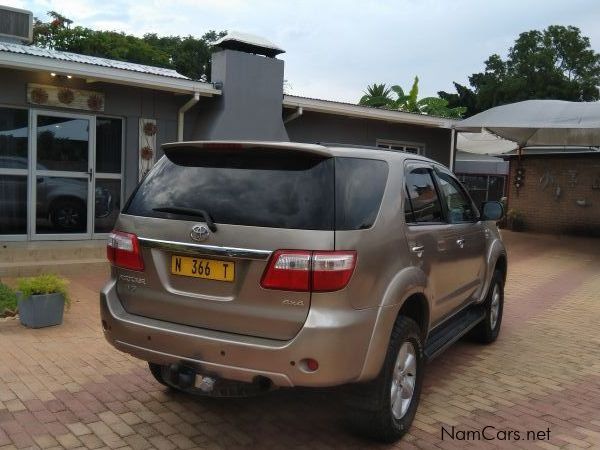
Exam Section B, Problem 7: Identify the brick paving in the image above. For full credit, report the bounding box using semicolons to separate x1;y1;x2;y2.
0;231;599;449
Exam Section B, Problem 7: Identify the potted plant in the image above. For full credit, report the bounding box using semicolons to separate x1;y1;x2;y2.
0;282;18;318
506;209;525;232
17;274;70;328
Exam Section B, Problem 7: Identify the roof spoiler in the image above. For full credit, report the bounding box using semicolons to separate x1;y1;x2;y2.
162;141;333;162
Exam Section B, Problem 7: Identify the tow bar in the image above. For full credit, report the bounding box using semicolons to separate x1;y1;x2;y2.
167;364;215;393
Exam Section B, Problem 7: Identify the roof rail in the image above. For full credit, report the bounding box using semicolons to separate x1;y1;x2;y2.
317;142;386;151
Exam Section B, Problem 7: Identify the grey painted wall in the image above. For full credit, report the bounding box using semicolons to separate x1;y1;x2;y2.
189;49;288;140
284;110;452;166
0;67;183;198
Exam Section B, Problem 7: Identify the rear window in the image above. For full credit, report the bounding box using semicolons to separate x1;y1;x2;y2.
335;158;388;230
126;150;335;230
125;150;388;231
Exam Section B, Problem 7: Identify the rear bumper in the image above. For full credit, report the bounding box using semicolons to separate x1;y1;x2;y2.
100;280;380;387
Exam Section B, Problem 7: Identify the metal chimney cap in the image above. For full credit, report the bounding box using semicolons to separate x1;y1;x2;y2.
213;31;285;57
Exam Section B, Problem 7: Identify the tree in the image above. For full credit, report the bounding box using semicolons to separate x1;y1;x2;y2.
140;31;225;80
439;25;600;116
32;11;225;81
359;83;394;107
359;78;466;118
438;82;478;116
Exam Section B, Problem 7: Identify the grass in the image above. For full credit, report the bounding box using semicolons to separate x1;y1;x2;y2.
0;282;18;312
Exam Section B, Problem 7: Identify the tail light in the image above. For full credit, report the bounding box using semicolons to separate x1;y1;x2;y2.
107;231;144;271
260;250;356;292
312;251;356;292
260;250;311;291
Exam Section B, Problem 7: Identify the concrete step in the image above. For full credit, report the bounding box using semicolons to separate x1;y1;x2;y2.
0;258;109;277
1;240;106;263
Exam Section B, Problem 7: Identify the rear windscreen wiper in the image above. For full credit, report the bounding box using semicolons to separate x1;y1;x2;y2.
152;207;217;231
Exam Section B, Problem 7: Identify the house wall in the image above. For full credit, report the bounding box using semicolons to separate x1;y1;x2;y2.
285;110;453;166
507;154;600;236
0;67;184;198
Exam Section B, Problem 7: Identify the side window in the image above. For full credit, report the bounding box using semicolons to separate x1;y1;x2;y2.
404;166;443;223
404;185;415;223
434;169;477;223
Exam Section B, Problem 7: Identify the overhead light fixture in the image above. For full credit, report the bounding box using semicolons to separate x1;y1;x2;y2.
67;75;72;79
50;72;56;77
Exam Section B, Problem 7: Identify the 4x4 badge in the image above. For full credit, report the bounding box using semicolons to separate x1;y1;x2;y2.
190;224;210;242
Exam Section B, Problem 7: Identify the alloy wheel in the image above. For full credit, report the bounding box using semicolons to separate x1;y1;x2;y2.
390;341;417;420
490;284;500;330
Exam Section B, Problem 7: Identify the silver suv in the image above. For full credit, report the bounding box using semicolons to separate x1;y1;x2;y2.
101;141;506;442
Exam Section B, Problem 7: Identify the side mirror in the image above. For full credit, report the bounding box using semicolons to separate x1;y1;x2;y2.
481;201;504;221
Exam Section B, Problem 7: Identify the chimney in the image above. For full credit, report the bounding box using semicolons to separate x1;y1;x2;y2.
199;32;289;141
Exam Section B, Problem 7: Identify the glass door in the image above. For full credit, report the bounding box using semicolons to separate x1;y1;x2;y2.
93;116;123;237
0;106;29;240
30;111;94;240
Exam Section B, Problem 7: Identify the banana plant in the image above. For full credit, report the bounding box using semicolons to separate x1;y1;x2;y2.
388;76;420;111
359;77;466;118
417;97;467;118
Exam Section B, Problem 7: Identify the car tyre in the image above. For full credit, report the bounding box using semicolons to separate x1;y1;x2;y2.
343;316;424;443
148;362;171;388
469;269;504;344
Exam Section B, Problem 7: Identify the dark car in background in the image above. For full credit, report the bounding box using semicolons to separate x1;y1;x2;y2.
0;156;113;233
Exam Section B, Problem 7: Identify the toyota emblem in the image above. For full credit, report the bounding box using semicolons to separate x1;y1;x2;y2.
190;224;210;242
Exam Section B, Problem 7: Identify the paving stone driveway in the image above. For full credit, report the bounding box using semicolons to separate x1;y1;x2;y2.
1;231;599;450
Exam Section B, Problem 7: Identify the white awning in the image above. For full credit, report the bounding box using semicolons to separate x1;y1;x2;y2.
456;130;517;155
455;100;600;147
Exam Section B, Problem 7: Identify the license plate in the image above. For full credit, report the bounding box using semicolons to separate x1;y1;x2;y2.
171;255;235;282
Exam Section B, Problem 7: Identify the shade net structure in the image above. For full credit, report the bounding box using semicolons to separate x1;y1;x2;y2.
455;100;600;151
456;130;518;155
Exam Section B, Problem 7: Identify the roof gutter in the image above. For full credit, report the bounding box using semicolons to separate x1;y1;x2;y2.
178;92;200;141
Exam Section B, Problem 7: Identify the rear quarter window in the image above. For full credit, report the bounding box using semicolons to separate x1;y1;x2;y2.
335;158;388;230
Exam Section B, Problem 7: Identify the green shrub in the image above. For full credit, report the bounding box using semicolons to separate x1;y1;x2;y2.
17;274;71;309
0;282;17;312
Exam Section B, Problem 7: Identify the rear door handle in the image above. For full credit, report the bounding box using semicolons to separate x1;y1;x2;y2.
456;238;465;248
411;244;425;257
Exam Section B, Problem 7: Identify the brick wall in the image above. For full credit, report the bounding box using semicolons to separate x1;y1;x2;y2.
507;154;600;236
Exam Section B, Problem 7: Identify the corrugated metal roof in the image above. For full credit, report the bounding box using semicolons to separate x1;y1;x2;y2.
0;41;190;79
283;94;456;128
284;94;454;120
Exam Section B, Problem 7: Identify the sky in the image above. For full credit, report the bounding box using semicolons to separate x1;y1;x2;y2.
5;0;600;103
